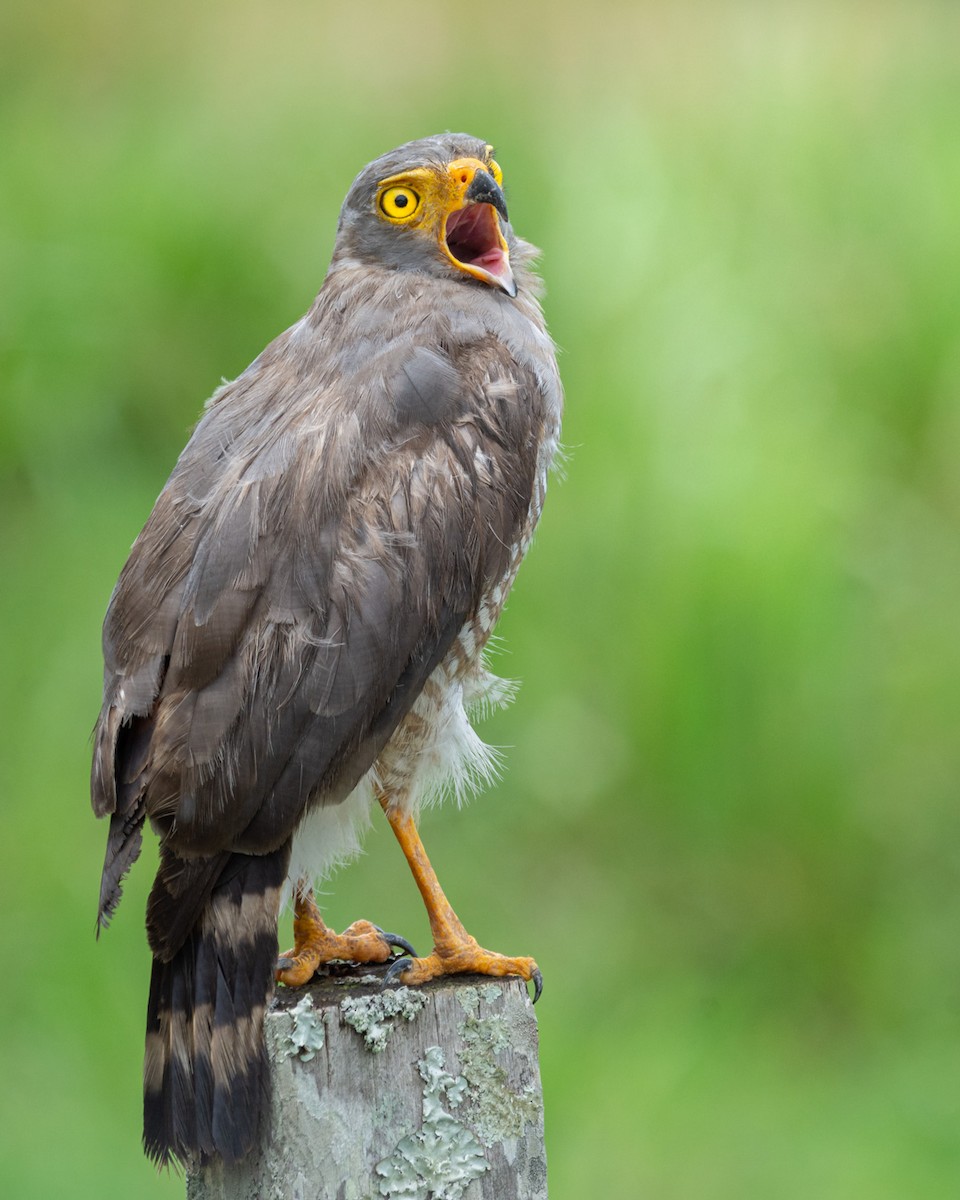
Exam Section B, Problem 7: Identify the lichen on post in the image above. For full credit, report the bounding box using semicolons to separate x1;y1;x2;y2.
186;966;547;1200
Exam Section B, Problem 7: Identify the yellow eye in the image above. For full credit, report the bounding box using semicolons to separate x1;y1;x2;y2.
488;159;503;187
379;185;421;220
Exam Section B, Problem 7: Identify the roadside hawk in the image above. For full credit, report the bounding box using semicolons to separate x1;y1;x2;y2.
91;132;563;1168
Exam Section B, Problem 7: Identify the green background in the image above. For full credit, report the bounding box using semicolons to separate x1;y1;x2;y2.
2;2;959;1196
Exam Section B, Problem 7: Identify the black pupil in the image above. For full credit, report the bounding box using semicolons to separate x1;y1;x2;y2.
394;192;409;208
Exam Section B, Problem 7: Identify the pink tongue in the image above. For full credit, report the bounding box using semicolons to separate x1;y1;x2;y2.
474;247;505;269
445;205;515;294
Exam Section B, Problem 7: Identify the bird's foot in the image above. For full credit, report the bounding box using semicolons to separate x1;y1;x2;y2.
276;890;415;987
376;801;542;1001
383;931;542;1002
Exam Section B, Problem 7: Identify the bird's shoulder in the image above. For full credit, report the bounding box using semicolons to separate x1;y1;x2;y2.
142;262;554;546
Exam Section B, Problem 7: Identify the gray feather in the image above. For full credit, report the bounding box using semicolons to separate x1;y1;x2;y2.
91;131;563;1170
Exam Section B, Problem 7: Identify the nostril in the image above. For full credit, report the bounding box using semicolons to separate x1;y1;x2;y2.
459;172;468;184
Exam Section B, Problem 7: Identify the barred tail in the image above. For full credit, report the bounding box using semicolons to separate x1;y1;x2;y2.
142;844;290;1168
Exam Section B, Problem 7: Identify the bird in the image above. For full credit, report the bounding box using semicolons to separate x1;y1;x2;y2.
91;132;563;1170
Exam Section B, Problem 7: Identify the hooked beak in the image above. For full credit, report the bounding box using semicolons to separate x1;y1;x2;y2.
441;161;517;298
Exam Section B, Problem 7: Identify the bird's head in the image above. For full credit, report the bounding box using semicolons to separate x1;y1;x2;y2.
334;133;518;298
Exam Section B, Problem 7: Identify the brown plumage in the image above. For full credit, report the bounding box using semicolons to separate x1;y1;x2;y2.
92;133;562;1168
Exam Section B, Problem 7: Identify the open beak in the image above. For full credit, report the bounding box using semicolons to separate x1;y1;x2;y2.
441;161;517;298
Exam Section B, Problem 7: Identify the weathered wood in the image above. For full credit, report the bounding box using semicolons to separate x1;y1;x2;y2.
186;964;547;1200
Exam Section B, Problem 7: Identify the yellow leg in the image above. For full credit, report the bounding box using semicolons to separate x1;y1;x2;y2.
380;797;541;999
276;888;415;987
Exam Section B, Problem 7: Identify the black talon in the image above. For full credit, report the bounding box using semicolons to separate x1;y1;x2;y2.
530;967;543;1004
372;926;417;959
382;955;413;989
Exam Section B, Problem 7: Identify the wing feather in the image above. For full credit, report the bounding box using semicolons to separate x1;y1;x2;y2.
92;329;546;942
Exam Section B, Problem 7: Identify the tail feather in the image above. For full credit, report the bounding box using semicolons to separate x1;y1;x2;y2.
143;843;290;1168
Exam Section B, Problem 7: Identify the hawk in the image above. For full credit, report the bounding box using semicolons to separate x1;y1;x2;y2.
91;133;562;1168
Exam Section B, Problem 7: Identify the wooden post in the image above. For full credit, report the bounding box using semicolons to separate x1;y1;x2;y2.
186;965;547;1200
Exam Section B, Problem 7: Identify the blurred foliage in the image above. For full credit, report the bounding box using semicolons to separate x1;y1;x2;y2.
2;2;960;1196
